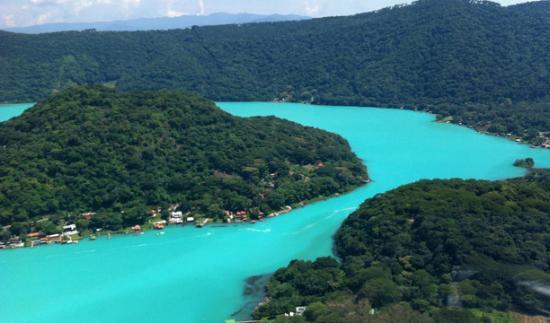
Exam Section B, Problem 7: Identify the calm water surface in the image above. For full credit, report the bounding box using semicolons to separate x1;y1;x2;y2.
1;102;549;323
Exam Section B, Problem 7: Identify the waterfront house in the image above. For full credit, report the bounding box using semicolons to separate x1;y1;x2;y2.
31;239;46;247
43;234;62;243
10;241;25;248
186;217;195;223
171;211;183;218
8;237;25;248
132;225;142;231
235;210;247;220
169;211;184;224
63;224;78;236
26;232;45;239
153;220;166;230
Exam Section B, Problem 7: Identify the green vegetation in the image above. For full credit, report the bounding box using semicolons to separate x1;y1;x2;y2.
0;86;367;242
513;158;535;169
1;0;549;144
256;171;550;321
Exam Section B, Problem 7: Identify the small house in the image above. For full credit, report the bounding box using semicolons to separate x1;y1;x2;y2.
169;211;185;224
169;217;183;224
43;234;62;243
171;211;183;218
63;224;78;236
8;237;24;248
31;239;46;247
27;232;45;239
186;217;195;223
81;212;96;220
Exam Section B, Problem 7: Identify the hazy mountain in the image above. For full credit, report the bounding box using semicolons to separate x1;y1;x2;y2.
3;12;310;34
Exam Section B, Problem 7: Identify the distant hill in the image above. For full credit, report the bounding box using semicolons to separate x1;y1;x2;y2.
3;13;310;34
0;86;367;241
1;0;549;144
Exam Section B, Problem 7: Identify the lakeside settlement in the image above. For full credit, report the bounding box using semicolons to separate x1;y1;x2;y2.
0;203;298;250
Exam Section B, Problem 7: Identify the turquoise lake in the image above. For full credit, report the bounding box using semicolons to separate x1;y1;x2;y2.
1;102;549;323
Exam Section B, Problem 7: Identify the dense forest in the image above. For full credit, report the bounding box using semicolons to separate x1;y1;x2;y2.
255;171;550;322
0;86;367;242
1;0;549;144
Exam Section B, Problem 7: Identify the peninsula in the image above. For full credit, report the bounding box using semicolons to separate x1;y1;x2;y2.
0;86;368;247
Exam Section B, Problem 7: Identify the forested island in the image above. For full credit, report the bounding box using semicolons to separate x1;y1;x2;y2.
0;86;367;245
255;171;550;322
1;0;549;145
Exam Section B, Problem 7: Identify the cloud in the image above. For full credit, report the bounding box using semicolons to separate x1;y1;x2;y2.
35;13;52;24
198;0;205;15
29;0;61;6
303;0;321;16
164;0;188;18
166;9;183;17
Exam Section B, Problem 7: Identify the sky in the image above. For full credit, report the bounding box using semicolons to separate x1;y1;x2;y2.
0;0;532;28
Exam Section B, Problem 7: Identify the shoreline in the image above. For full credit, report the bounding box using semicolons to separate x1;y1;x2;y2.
1;179;370;251
225;99;550;148
4;99;547;148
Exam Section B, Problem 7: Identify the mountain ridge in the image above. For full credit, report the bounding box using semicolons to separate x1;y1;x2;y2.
1;0;549;144
2;12;310;34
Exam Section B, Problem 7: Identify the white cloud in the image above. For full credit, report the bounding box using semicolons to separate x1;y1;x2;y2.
29;0;61;5
164;0;186;18
198;0;205;15
303;0;321;16
35;13;51;24
166;9;183;17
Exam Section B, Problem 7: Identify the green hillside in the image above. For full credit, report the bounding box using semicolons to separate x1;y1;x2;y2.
1;0;549;144
256;171;550;322
0;86;367;241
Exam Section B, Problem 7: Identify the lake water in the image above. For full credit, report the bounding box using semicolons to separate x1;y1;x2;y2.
1;102;549;323
0;103;35;121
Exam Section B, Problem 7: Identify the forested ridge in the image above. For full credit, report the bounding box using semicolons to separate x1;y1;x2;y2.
0;86;367;241
1;0;549;144
256;171;550;322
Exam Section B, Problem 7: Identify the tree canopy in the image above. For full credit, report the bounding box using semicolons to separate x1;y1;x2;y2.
1;0;549;144
0;86;367;240
256;171;550;321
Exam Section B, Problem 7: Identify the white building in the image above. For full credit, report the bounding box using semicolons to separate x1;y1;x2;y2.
62;224;78;236
169;211;184;224
170;211;183;218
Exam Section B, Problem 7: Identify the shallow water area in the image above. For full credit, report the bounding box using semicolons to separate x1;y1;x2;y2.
1;102;549;323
